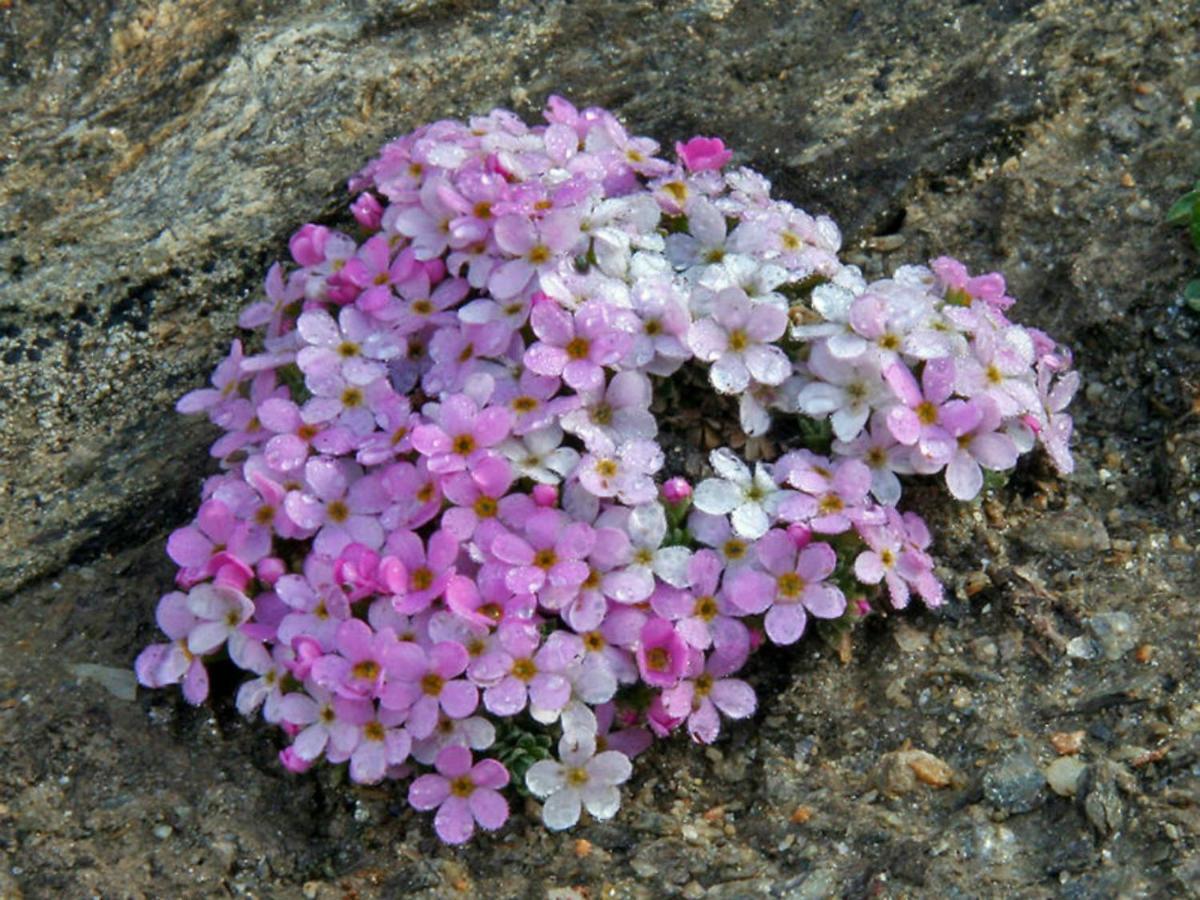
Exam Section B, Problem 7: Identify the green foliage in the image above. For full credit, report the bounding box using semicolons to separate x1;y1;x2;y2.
492;718;554;797
1167;166;1200;313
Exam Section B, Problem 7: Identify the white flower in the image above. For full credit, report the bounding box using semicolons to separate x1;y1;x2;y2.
692;448;784;540
525;731;632;831
497;425;580;484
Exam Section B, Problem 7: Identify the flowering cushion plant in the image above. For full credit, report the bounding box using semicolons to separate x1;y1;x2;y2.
136;98;1078;843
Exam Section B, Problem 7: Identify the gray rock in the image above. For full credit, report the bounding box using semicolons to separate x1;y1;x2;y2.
1015;508;1111;555
983;746;1046;815
1086;611;1138;661
70;663;138;701
1079;760;1130;838
1045;756;1087;797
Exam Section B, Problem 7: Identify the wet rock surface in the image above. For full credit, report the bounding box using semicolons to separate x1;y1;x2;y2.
3;1;1200;897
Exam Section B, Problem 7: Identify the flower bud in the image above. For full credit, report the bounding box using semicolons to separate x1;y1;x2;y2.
532;484;559;508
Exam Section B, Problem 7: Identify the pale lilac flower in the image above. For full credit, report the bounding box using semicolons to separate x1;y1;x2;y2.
489;210;582;298
185;582;256;656
1032;363;1079;475
524;300;632;393
796;343;887;442
409;746;510;844
525;731;632;831
650;549;749;658
576;437;662;506
166;498;270;586
134;591;209;704
235;641;290;721
831;411;914;506
410;713;497;766
854;508;943;609
666;197;731;272
688;287;790;394
560;370;657;451
942;396;1019;500
692;448;784;540
497;424;581;484
278;683;369;764
296;306;402;385
338;705;412;785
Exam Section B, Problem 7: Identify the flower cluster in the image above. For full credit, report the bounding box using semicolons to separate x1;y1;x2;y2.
136;98;1077;843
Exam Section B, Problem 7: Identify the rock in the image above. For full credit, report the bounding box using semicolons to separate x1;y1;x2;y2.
1067;636;1101;660
1050;731;1086;755
70;663;138;701
983;746;1046;815
875;749;955;796
1079;760;1132;837
1045;757;1087;797
1086;612;1138;660
1016;508;1111;555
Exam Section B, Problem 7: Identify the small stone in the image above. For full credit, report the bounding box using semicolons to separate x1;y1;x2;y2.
301;883;323;900
790;805;813;824
1134;643;1154;663
875;749;955;795
70;663;138;701
573;839;592;858
1079;760;1128;837
983;748;1046;814
1018;508;1110;554
892;622;929;653
1067;636;1100;660
1045;757;1087;796
1050;731;1085;755
153;824;173;840
1086;611;1138;660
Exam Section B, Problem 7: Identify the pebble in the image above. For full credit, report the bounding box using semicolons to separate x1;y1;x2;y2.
1017;508;1111;554
875;749;955;795
983;747;1046;814
70;663;138;701
1086;612;1138;660
1045;757;1087;796
1080;761;1128;837
1050;731;1085;755
153;824;173;840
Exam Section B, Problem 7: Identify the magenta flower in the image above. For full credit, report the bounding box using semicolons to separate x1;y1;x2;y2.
675;136;732;172
408;746;510;845
440;455;514;542
166;498;270;586
884;357;977;472
727;531;845;645
635;617;689;688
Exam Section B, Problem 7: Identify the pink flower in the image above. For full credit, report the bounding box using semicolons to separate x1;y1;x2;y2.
411;393;514;475
727;531;845;645
380;641;478;738
471;625;581;717
854;508;943;609
675;136;732;172
661;650;756;744
488;509;594;597
310;618;404;700
134;591;210;704
488;210;582;299
408;746;510;845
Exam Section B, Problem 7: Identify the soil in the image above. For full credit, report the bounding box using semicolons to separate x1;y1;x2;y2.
2;1;1198;897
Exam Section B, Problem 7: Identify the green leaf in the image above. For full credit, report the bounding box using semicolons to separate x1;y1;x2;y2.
1166;190;1198;225
1191;206;1200;252
1185;279;1200;312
